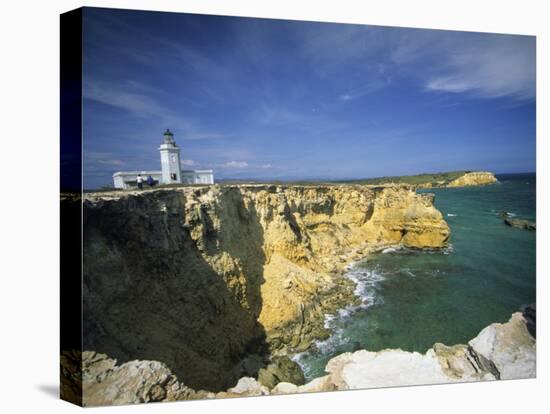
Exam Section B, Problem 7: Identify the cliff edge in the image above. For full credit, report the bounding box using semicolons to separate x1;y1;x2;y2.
72;184;449;393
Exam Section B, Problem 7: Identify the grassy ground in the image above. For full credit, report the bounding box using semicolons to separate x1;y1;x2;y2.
331;171;471;186
218;171;472;186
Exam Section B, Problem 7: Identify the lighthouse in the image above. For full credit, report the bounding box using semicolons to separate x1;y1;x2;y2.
159;129;182;184
112;129;214;189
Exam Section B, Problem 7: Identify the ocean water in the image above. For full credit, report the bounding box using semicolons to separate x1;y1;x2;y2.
295;173;536;380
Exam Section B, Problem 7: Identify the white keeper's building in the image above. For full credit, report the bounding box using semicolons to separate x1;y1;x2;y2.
112;129;214;189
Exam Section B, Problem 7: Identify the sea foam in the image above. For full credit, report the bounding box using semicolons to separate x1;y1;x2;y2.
303;263;386;357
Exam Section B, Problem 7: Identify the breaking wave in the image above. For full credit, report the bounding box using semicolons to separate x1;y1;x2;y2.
380;245;454;256
490;209;516;217
382;247;399;254
292;261;386;374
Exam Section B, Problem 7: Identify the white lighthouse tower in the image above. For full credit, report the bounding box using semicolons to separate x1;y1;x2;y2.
159;129;182;184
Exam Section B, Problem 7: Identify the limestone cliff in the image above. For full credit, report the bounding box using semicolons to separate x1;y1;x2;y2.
62;350;213;406
364;171;498;189
62;309;535;406
78;184;449;392
445;171;498;187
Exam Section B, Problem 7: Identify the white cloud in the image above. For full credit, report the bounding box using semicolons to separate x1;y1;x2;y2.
83;79;224;140
338;79;389;102
96;159;125;166
222;161;249;168
425;77;472;93
424;38;535;99
391;31;535;100
84;81;165;117
181;159;196;166
214;161;273;170
86;152;126;167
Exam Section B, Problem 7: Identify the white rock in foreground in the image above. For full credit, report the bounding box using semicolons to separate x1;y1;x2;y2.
271;382;299;394
469;312;536;380
325;349;468;390
297;375;336;393
226;377;269;396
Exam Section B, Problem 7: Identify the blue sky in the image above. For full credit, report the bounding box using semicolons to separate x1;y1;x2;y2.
82;7;536;188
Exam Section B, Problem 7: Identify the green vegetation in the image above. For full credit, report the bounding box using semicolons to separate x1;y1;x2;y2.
332;171;472;186
218;171;473;186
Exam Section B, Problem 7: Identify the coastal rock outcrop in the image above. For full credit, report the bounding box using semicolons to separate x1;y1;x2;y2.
469;312;536;379
69;310;535;406
61;351;213;406
257;356;305;389
446;171;497;187
78;184;449;393
504;217;536;231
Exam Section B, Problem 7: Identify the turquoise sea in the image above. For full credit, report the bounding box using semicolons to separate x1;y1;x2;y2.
296;173;536;380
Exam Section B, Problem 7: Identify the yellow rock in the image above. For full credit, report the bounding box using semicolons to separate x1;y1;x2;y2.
83;184;450;361
446;171;497;187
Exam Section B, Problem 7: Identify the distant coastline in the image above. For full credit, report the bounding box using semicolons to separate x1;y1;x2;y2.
85;171;533;192
215;171;499;188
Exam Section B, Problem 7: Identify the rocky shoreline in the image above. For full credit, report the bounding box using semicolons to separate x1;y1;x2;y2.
62;306;535;406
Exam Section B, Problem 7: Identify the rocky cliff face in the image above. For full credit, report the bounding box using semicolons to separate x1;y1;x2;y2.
62;309;535;406
78;184;449;393
446;171;498;187
62;350;213;406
